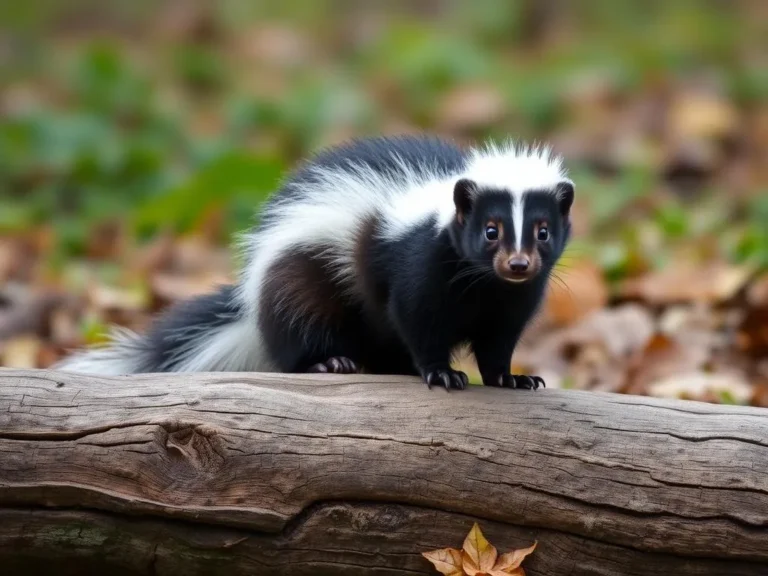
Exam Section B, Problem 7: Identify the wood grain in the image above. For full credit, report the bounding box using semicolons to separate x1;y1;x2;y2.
1;369;767;575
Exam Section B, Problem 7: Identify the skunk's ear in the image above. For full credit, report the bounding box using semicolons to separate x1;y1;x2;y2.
454;178;476;225
555;180;575;218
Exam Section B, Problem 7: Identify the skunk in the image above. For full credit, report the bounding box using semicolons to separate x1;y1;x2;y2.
56;135;574;390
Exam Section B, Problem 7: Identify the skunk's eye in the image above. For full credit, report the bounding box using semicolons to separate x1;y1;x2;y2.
485;225;499;241
537;226;550;242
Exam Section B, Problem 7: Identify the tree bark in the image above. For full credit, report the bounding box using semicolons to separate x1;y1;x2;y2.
0;369;767;575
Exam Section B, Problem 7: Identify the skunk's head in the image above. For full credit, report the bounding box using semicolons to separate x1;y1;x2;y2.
450;178;574;284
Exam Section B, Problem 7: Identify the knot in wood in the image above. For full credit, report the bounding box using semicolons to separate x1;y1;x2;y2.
161;422;226;473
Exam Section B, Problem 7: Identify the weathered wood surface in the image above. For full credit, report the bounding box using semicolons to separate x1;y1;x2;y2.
0;368;767;576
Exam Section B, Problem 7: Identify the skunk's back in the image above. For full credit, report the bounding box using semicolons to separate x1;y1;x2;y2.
260;136;465;218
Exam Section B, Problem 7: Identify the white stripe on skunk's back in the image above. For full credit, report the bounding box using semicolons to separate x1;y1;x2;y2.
236;140;568;320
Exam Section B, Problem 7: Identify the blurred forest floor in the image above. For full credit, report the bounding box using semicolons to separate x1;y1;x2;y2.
2;1;768;406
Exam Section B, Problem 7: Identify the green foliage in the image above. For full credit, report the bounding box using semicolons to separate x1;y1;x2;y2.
173;44;227;93
134;152;284;237
654;201;689;240
1;1;765;273
71;43;152;118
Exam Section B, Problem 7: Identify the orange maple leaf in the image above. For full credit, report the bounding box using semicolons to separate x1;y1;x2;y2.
488;541;538;575
421;547;463;576
461;523;498;575
422;523;537;576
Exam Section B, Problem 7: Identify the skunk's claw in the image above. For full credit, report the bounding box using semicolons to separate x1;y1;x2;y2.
488;374;546;390
308;357;360;374
424;368;468;391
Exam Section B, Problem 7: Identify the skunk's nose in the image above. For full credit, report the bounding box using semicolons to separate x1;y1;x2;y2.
508;256;530;274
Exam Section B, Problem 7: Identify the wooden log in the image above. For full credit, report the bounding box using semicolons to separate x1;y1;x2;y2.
0;369;767;575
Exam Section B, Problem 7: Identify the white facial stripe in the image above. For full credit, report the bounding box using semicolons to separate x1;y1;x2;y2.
512;192;525;252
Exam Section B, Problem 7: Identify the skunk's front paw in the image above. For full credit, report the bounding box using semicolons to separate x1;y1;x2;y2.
423;368;468;391
486;374;545;390
308;357;360;374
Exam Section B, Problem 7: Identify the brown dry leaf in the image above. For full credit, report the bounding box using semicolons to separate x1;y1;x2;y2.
132;232;176;274
423;524;537;576
422;548;464;576
1;336;42;368
490;542;538;575
544;259;608;327
648;371;753;404
155;0;218;43
437;85;506;131
150;273;230;304
0;287;68;341
489;569;523;576
240;24;311;68
746;273;768;307
37;343;63;368
86;220;125;260
736;305;768;358
0;237;39;283
515;304;655;392
173;236;232;275
623;325;715;396
462;523;498;575
49;306;84;346
664;138;720;181
619;263;753;306
88;282;149;313
669;91;740;143
751;383;768;408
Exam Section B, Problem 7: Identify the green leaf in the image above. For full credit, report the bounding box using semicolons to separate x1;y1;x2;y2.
133;152;285;236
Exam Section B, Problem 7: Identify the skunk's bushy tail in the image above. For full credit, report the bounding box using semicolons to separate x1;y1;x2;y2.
54;285;273;375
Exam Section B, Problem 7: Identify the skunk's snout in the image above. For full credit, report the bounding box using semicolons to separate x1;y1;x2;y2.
508;256;530;274
493;250;539;283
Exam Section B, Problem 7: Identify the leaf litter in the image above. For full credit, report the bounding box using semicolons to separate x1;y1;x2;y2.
2;4;768;408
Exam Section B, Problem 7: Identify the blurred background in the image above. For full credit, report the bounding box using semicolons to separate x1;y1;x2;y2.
2;0;768;404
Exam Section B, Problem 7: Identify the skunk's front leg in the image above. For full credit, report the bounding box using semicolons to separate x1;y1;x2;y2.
389;300;467;391
472;332;545;390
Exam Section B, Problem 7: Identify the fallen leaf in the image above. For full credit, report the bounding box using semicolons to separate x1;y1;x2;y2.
664;138;720;183
132;232;176;274
736;305;768;358
491;542;538;574
0;287;68;341
619;263;754;306
544;259;608;326
514;304;655;392
173;236;232;274
150;272;229;304
1;336;42;368
488;569;524;576
49;306;85;346
37;343;64;368
423;524;537;576
746;274;768;307
422;548;464;576
438;85;506;131
624;322;717;396
239;24;310;68
751;382;768;408
648;371;753;404
669;90;740;143
155;0;218;42
86;220;125;260
462;523;498;575
88;282;150;313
